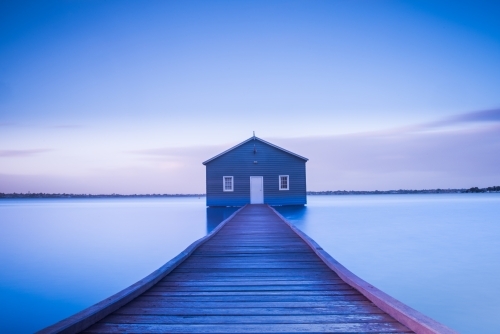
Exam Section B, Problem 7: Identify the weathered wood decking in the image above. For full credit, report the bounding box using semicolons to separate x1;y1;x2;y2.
40;204;456;334
81;205;413;333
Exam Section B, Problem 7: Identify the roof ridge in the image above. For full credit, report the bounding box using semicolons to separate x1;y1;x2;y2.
202;136;308;165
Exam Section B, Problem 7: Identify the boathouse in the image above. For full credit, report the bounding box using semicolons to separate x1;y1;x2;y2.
202;135;308;206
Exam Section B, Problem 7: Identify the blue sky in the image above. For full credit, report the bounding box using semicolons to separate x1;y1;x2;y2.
1;0;499;193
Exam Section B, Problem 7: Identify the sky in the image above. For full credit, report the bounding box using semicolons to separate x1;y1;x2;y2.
1;0;499;194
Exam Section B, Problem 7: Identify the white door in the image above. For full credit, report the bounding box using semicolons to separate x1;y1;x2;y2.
250;176;264;204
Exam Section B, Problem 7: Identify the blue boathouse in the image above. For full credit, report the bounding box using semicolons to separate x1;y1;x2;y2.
202;135;308;206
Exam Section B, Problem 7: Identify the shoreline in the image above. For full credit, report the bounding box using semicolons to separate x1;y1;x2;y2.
1;187;499;199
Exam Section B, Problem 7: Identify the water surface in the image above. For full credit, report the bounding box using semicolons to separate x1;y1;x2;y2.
1;194;499;333
0;197;235;333
277;194;500;333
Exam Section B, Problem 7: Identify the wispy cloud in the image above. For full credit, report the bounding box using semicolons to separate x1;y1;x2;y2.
0;149;53;158
341;108;500;138
415;108;500;131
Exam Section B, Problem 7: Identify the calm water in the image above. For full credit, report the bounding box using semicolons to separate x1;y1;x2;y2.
0;198;237;333
0;194;499;333
276;194;500;333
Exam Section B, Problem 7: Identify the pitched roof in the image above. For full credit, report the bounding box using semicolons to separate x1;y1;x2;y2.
202;136;308;165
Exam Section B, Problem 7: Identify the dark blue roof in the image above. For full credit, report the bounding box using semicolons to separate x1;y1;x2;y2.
202;136;308;165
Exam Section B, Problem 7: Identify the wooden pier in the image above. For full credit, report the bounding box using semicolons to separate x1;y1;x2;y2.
41;204;456;334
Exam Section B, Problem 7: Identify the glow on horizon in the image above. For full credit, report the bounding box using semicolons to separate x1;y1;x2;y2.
1;1;499;193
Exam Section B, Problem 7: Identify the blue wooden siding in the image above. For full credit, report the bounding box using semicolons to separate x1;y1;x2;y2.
205;139;307;206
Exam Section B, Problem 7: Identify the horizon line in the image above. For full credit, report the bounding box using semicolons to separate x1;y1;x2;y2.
1;186;499;198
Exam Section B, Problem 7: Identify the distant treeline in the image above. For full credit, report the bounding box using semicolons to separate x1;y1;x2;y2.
463;186;500;193
307;186;500;195
0;193;205;199
1;187;499;198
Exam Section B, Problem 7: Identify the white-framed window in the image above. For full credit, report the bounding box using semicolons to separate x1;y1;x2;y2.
223;176;234;192
279;175;289;190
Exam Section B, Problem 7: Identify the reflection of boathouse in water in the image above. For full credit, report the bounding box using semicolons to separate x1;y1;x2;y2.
206;205;308;233
202;135;308;207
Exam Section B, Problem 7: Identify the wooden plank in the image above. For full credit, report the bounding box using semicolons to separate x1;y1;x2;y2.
142;291;361;297
83;322;412;333
175;263;329;269
190;251;319;255
183;255;325;265
150;283;353;291
131;295;368;303
156;280;345;286
204;241;302;244
182;259;324;263
125;300;378;308
185;255;322;259
196;246;313;250
171;268;333;273
191;251;314;256
213;234;298;236
161;272;341;279
100;313;397;324
185;258;323;262
156;282;346;287
115;306;387;316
